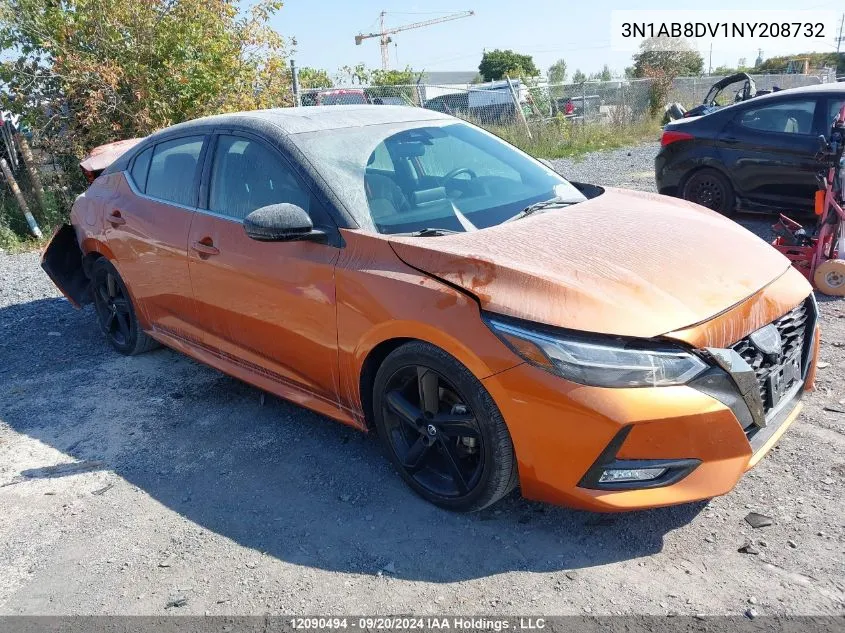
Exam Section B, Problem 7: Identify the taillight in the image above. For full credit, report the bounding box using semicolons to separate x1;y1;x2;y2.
81;168;98;184
661;130;694;147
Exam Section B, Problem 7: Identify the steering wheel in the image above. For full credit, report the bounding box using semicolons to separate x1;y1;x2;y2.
442;167;477;186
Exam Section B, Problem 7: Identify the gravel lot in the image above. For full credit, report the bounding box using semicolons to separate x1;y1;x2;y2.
0;142;843;616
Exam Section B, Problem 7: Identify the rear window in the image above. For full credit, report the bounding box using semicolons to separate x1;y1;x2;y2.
129;146;152;192
145;136;204;206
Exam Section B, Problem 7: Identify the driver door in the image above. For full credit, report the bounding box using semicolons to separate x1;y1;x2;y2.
187;132;342;401
718;98;821;210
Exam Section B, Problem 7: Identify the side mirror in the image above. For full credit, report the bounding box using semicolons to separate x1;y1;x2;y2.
243;203;326;243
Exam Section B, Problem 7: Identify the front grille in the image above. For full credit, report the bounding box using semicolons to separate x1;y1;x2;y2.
731;299;812;425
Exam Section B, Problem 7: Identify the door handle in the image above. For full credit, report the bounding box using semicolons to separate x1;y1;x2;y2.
191;240;220;256
107;210;126;226
721;137;740;144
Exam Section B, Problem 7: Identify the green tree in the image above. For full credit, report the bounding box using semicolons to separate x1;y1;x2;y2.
631;37;703;114
631;37;704;79
370;67;420;86
478;49;539;81
571;69;587;83
369;67;420;105
599;64;612;82
0;0;293;156
756;52;843;75
548;59;567;84
298;67;334;89
337;63;371;85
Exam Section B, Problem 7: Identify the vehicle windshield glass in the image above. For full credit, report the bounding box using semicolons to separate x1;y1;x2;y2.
293;120;586;234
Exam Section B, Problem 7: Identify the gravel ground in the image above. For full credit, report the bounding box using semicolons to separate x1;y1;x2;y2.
0;142;843;616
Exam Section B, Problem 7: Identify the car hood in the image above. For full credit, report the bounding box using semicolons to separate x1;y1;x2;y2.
387;188;792;338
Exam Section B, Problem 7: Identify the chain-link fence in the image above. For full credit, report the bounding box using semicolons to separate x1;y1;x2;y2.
299;72;834;135
300;78;657;129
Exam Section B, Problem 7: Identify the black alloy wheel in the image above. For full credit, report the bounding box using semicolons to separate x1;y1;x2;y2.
91;258;158;355
373;341;518;511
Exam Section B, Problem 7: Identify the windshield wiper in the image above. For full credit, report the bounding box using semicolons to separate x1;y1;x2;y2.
504;198;575;223
398;227;460;237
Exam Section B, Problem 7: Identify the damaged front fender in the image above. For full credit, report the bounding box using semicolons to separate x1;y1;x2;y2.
41;224;92;308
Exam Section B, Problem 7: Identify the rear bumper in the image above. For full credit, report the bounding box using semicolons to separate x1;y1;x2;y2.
654;150;685;196
40;224;90;308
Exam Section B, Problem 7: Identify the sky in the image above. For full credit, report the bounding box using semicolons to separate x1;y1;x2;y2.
275;0;845;79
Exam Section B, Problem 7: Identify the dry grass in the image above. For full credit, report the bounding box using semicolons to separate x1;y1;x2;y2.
485;115;662;160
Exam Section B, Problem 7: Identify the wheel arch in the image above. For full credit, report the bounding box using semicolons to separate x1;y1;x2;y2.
679;162;737;197
358;337;414;430
354;323;519;430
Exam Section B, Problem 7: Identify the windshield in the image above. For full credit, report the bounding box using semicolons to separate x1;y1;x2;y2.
293;120;586;234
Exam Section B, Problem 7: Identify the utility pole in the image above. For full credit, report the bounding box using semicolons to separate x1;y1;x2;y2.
708;42;713;76
836;13;844;55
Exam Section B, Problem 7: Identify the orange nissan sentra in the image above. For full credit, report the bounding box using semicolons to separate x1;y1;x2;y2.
42;105;819;512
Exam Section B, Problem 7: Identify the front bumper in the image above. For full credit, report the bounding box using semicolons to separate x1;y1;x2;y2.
482;290;818;512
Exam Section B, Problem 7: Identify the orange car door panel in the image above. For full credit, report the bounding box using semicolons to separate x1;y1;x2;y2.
105;136;206;332
187;133;341;400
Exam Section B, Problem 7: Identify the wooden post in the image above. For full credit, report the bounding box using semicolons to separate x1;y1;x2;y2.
1;157;42;239
505;74;532;139
14;133;47;213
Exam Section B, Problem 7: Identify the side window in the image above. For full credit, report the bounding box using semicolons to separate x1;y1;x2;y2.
129;146;152;192
209;135;311;221
367;142;394;172
145;136;204;206
827;98;845;125
737;100;816;135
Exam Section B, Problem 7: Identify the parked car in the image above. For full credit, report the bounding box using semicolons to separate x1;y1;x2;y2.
656;83;845;215
43;105;818;512
424;93;470;117
315;88;370;105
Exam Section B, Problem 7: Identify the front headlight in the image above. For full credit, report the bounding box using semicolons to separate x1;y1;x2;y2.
487;316;707;388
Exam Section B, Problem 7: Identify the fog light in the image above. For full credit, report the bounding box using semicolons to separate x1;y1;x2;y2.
598;467;667;484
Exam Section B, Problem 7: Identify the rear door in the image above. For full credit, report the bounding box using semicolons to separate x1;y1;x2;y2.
106;135;207;332
717;97;820;210
187;131;342;401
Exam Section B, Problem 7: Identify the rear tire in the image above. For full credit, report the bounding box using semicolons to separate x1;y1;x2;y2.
91;258;158;355
372;341;518;512
814;259;845;296
682;168;736;216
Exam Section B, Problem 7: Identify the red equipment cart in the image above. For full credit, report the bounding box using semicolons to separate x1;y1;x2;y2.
772;102;845;296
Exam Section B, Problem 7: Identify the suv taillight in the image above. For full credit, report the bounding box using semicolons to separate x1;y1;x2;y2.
661;130;694;147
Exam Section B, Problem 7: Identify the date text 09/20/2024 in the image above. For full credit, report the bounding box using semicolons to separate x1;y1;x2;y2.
288;617;548;630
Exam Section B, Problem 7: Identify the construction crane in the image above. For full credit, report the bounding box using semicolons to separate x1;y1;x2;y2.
355;11;474;70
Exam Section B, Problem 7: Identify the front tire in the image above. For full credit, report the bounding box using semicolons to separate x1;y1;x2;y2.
682;168;735;216
91;258;158;355
372;341;518;512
